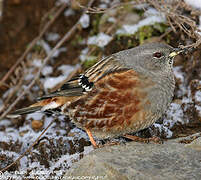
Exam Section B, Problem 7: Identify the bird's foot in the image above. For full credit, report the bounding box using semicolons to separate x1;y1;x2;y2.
124;134;163;144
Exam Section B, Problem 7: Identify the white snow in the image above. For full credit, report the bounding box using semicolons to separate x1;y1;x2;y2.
98;3;107;9
195;90;201;102
46;33;60;42
64;8;75;16
38;40;67;58
116;8;166;35
184;0;201;10
43;75;66;90
55;0;70;6
52;47;67;58
32;59;42;67
163;103;185;129
195;90;201;117
87;32;112;48
0;119;11;126
79;47;97;62
153;123;173;138
58;64;80;76
43;63;80;90
42;65;53;76
173;66;187;97
26;112;44;121
79;47;88;61
79;14;90;29
24;73;35;81
108;17;116;23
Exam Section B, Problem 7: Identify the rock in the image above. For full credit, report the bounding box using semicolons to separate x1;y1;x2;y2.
185;137;201;151
63;137;201;180
31;120;43;130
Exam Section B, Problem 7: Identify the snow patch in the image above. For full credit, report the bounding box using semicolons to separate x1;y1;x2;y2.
87;32;112;48
64;8;75;16
184;0;201;10
153;123;173;138
56;0;70;6
79;14;90;29
43;75;66;90
173;66;187;97
58;64;80;76
38;40;67;58
42;66;53;76
0;119;12;126
108;17;116;23
46;33;60;42
164;103;185;129
26;112;44;121
32;59;42;67
117;8;166;35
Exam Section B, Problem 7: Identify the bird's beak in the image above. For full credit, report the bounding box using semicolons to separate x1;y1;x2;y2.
169;48;184;58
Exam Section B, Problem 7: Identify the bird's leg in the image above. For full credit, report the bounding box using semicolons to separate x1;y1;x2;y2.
124;134;149;143
85;128;98;148
124;134;163;144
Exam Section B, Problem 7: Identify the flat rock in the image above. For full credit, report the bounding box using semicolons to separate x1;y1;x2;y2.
63;137;201;180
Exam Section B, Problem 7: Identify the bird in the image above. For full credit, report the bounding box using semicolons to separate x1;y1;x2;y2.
9;42;184;147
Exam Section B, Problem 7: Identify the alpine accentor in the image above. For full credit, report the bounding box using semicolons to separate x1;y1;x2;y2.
10;43;183;147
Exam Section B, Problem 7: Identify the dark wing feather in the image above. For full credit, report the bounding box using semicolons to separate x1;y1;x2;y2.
38;55;128;100
37;78;83;100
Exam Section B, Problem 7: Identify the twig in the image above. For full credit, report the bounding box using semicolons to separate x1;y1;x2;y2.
76;1;140;14
0;4;67;86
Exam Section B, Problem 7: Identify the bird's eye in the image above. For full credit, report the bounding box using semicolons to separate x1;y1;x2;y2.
153;52;162;58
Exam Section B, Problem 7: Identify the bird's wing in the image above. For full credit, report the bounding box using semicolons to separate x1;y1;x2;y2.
8;56;131;117
38;55;129;100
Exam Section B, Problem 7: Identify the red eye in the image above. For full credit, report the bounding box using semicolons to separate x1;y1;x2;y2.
153;52;162;58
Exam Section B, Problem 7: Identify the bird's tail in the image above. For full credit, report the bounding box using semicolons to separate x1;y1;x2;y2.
7;106;42;118
7;96;74;118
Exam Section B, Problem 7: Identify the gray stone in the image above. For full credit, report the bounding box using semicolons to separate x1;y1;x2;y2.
63;139;201;180
185;137;201;151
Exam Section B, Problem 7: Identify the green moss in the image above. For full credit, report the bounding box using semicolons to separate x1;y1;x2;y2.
137;25;154;44
90;14;102;35
71;34;83;46
115;23;168;46
132;9;144;17
82;57;98;69
135;23;168;44
32;44;42;52
165;34;171;44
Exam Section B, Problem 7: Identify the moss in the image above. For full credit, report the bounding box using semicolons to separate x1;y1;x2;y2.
114;23;169;47
32;44;42;52
90;14;102;35
136;23;169;44
137;25;154;44
71;34;83;46
82;57;98;69
132;8;144;17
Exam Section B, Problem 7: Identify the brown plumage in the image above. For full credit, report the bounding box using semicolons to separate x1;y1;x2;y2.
9;43;184;147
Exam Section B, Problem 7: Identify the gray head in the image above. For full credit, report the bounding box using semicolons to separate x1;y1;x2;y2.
114;43;181;74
